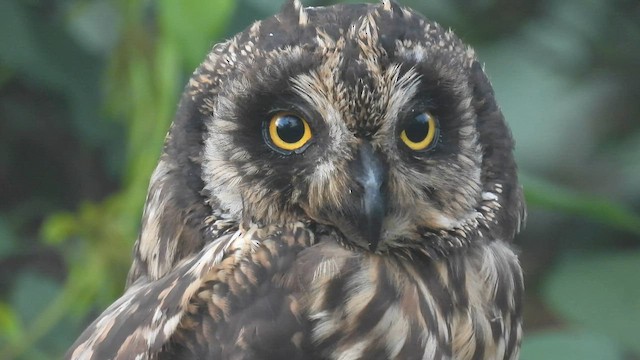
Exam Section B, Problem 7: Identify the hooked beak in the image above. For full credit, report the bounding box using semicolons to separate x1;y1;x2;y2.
352;142;387;251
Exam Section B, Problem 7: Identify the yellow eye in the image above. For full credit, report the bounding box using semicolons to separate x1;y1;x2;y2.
400;112;439;151
265;112;312;153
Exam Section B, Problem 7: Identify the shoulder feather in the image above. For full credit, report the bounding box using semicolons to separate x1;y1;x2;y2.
66;232;240;360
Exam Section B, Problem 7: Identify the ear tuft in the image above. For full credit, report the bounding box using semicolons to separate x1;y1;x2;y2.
280;0;309;26
381;0;404;17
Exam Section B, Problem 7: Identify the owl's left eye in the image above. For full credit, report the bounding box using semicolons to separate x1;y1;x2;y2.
264;112;312;153
400;112;439;151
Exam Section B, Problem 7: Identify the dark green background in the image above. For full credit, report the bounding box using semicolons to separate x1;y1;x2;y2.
1;0;639;358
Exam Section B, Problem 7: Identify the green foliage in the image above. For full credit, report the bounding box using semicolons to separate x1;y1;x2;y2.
523;174;640;236
158;0;236;70
1;0;235;358
521;331;625;360
543;251;640;354
0;0;638;358
6;272;80;359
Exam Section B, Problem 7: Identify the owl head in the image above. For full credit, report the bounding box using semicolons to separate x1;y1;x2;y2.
135;0;524;280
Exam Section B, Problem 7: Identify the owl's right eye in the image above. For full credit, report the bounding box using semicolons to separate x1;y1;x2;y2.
264;112;313;153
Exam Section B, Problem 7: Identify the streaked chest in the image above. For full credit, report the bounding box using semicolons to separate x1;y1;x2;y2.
294;240;522;360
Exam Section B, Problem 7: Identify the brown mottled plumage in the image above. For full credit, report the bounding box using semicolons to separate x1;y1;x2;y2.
67;1;525;359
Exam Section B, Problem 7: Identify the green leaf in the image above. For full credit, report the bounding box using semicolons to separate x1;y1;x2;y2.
66;1;121;55
521;330;625;360
2;270;93;359
40;212;78;245
158;0;236;70
543;251;640;354
3;272;71;357
10;273;60;327
522;173;640;236
0;302;24;346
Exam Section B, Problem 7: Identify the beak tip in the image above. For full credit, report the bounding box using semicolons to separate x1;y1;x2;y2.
365;225;382;252
368;241;378;252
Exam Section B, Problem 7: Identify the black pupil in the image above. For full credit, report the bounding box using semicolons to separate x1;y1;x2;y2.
405;114;429;142
276;115;305;143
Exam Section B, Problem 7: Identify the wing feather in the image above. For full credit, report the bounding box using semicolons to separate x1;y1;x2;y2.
66;232;240;360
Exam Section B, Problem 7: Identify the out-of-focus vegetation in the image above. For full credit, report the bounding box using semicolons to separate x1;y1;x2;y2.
0;0;638;358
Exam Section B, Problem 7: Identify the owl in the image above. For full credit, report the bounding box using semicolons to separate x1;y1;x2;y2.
67;1;525;359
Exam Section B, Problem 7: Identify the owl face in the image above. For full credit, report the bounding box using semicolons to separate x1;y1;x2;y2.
200;1;522;253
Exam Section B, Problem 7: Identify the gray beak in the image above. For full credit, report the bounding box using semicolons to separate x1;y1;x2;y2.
353;142;387;251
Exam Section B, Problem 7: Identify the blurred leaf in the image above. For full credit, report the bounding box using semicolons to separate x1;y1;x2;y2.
521;330;625;360
158;0;235;70
0;1;45;80
543;250;640;354
605;131;640;200
41;213;78;245
10;272;60;327
2;272;64;358
0;216;16;254
66;0;121;55
243;0;283;15
0;0;123;156
0;66;12;87
0;302;24;346
478;16;613;173
1;267;93;359
43;196;132;292
522;173;640;236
